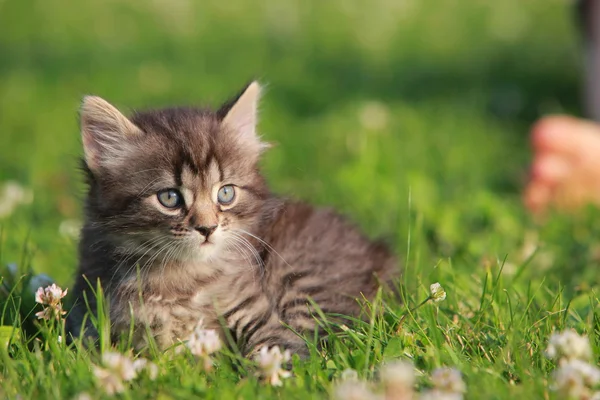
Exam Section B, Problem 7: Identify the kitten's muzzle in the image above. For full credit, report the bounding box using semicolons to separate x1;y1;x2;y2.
195;224;217;239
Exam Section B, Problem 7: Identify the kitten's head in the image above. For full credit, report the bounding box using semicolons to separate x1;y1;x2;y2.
81;82;273;267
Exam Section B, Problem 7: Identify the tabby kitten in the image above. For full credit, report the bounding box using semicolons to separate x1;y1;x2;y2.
66;82;398;357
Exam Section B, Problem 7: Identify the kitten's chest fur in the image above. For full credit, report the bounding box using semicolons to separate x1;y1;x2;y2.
110;260;244;349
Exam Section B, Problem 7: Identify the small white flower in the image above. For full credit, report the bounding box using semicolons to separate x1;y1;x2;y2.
567;359;600;387
546;329;592;362
380;361;415;398
186;320;222;370
35;307;60;321
430;367;466;395
4;181;33;204
429;283;446;303
35;283;68;306
255;346;292;387
102;352;137;381
132;358;159;380
59;219;82;239
358;101;390;131
34;284;68;320
0;181;33;218
552;362;588;399
93;366;125;395
72;393;92;400
93;352;139;394
340;368;359;381
187;321;222;356
332;380;382;400
92;353;157;394
547;330;600;399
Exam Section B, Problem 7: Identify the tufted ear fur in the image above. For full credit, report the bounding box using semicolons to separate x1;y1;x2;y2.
80;96;143;172
218;81;270;154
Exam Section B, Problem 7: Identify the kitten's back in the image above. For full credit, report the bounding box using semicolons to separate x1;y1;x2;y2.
263;200;396;325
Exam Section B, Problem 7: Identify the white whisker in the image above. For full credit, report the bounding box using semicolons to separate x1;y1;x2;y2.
228;232;263;268
109;235;171;286
234;228;292;269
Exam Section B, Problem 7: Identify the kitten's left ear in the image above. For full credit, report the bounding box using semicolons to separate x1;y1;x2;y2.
218;81;270;154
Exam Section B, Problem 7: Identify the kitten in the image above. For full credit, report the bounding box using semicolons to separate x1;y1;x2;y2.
66;82;399;357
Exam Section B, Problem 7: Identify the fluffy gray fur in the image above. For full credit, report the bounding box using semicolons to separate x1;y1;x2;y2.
66;82;399;357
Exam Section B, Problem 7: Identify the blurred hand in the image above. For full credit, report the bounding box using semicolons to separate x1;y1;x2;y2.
524;115;600;214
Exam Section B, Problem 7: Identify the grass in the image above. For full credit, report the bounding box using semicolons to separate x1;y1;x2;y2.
1;0;599;398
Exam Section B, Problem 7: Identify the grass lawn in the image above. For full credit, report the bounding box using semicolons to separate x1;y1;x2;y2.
1;0;600;398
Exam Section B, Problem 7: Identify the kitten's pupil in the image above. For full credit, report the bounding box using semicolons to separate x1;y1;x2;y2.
217;185;235;205
157;189;183;208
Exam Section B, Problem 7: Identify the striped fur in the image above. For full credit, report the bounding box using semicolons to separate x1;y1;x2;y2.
66;82;399;357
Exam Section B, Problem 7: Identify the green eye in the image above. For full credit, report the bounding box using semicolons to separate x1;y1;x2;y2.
217;185;236;205
157;189;183;208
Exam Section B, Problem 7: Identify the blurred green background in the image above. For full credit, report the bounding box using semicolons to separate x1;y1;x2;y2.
0;0;594;291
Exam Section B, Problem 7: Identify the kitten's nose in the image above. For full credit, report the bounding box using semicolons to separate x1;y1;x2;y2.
195;225;218;238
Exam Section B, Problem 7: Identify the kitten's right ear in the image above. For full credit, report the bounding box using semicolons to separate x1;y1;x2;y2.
80;96;142;171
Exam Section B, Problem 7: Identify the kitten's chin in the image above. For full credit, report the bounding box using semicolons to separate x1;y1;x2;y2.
181;238;226;264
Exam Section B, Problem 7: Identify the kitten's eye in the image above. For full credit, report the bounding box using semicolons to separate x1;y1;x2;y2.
157;189;183;209
217;185;236;205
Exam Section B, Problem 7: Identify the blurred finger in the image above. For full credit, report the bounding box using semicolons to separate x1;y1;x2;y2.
530;155;571;184
524;181;552;214
532;115;600;156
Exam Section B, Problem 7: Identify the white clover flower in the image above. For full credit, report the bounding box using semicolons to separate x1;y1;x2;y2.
255;346;292;387
102;352;137;382
4;181;33;204
58;219;82;239
132;358;159;380
429;283;446;303
93;352;138;394
92;353;157;394
552;362;588;399
547;331;600;399
430;367;466;395
553;359;600;392
0;181;33;218
73;393;92;400
93;366;126;395
545;329;592;362
358;101;390;131
35;283;68;306
380;361;415;399
187;322;222;357
332;380;382;400
340;368;359;381
34;284;68;320
34;307;60;321
186;320;222;370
